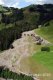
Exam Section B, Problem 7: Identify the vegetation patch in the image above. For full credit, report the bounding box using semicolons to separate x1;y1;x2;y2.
0;66;33;80
31;46;53;72
34;20;53;43
41;46;50;52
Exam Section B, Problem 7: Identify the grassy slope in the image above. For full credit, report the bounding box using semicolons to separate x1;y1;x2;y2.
0;5;7;12
0;23;13;30
31;50;53;72
26;21;53;80
29;50;53;80
30;20;53;73
34;20;53;43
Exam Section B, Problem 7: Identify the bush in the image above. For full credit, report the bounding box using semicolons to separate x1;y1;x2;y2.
0;67;34;80
36;42;41;45
45;22;50;26
41;46;50;52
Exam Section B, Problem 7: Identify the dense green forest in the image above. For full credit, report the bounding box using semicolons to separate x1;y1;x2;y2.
0;66;33;80
0;4;53;51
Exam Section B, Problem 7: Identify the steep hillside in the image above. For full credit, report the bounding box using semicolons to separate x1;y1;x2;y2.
35;20;53;43
0;5;9;12
0;4;53;80
0;4;53;51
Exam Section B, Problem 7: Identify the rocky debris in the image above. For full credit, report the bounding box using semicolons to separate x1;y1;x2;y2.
22;30;50;45
31;33;50;45
10;44;14;49
22;31;35;37
35;36;43;45
31;34;43;45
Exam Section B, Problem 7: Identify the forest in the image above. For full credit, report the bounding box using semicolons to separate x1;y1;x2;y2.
0;4;53;51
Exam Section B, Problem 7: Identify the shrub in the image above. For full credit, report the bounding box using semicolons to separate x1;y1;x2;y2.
0;67;34;80
45;22;50;26
10;44;14;49
41;46;50;52
36;42;41;45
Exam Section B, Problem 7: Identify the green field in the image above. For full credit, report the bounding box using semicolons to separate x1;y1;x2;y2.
31;46;53;72
29;45;53;80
